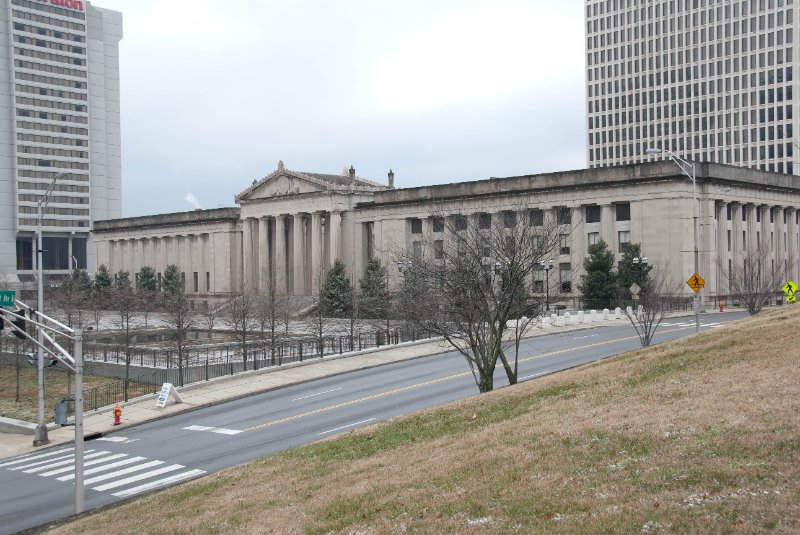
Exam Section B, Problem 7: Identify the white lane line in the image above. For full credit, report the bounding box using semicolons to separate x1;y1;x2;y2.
183;425;214;432
210;428;243;435
572;334;599;340
318;418;376;436
292;387;342;402
8;450;92;471
183;425;243;435
112;469;206;498
23;451;109;474
519;371;550;381
83;460;164;485
58;456;146;481
39;453;129;477
0;447;75;468
92;464;185;492
97;436;128;443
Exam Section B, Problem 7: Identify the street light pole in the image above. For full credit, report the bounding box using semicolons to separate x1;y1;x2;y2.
540;259;554;313
646;148;700;333
34;171;66;446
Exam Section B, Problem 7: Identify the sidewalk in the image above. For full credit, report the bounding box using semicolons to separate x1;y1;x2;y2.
0;309;725;460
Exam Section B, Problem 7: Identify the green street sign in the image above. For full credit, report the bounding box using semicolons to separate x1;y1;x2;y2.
0;290;16;307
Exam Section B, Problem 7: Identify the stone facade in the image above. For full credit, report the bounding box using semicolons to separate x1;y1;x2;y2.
93;161;800;304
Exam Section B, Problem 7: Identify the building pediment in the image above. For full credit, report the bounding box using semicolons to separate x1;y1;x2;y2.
235;161;387;203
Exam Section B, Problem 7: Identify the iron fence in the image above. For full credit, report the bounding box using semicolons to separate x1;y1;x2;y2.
79;327;434;413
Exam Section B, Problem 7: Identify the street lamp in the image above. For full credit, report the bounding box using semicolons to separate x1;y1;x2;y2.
539;259;554;312
646;147;701;333
632;256;648;285
33;171;67;446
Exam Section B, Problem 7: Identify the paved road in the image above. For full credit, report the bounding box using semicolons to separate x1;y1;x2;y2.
0;313;747;534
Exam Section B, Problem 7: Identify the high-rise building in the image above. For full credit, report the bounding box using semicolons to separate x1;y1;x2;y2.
1;0;122;289
585;0;798;175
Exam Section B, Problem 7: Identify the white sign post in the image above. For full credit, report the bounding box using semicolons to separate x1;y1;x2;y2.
156;383;183;408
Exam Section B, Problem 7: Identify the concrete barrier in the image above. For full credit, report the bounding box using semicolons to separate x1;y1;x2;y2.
591;310;597;322
603;308;610;320
577;311;585;323
614;307;622;319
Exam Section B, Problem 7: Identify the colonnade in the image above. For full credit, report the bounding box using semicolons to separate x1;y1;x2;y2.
714;202;799;293
241;211;342;295
104;233;213;293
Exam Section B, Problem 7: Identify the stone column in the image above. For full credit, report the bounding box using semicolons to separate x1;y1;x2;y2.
786;208;796;275
731;203;742;269
310;212;323;293
275;216;287;294
258;217;269;292
600;204;615;254
293;214;306;295
329;211;342;265
243;218;254;292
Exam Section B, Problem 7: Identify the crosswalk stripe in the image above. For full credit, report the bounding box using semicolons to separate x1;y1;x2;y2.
210;428;243;435
112;469;206;498
83;460;164;485
8;450;93;471
0;447;75;468
92;464;185;492
57;456;146;481
39;453;128;477
23;451;109;474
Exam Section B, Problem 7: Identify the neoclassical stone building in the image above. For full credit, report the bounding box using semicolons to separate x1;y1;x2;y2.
94;161;800;305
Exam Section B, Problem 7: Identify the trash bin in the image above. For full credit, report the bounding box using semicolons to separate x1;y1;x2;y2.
54;401;68;426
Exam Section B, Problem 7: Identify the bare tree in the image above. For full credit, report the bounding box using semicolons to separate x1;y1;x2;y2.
225;291;256;371
254;279;286;366
622;264;681;347
110;273;142;401
396;206;562;392
162;284;196;386
200;299;218;335
721;241;792;315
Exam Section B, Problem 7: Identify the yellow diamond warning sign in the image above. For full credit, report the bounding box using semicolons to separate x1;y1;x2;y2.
687;273;705;293
781;280;798;296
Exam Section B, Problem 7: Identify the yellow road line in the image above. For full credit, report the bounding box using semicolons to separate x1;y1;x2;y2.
244;324;695;433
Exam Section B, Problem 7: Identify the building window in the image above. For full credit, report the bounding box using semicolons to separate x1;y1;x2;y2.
479;212;492;230
559;262;572;293
618;230;631;249
157;272;162;291
206;272;211;292
72;237;87;269
433;240;444;259
16;238;33;270
588;232;600;247
412;241;422;258
410;218;422;234
432;216;444;232
585;205;601;223
560;234;571;255
503;211;517;228
454;214;468;231
556;206;572;225
727;230;731;251
529;208;543;227
616;203;631;221
42;237;69;270
193;272;199;293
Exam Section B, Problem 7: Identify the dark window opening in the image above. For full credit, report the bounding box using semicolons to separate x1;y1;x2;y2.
616;203;631;221
585;205;601;223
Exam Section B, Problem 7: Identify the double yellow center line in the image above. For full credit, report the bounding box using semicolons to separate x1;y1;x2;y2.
244;325;695;433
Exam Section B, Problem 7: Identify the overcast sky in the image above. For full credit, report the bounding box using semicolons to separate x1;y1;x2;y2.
92;0;587;217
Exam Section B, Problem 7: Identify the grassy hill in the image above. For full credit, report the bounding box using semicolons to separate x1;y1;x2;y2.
49;308;800;534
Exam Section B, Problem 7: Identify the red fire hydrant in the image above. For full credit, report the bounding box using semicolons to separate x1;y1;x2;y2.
113;404;122;426
719;302;724;313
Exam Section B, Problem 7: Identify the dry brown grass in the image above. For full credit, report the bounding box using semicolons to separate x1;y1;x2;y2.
48;308;800;534
0;359;119;422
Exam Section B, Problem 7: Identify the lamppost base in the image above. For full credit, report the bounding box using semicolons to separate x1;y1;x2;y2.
33;425;49;447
